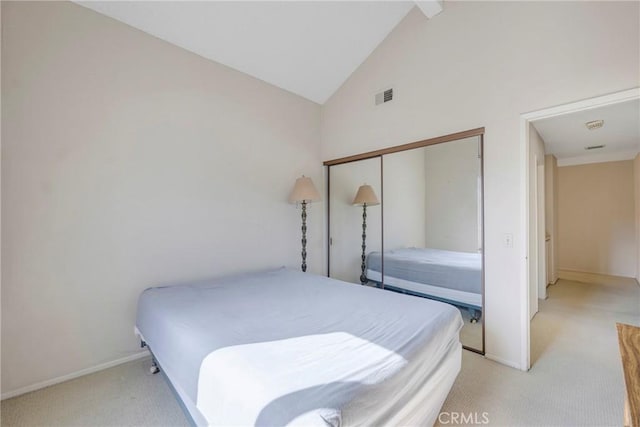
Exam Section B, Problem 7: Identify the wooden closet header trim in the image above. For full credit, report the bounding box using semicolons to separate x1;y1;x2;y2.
323;127;485;166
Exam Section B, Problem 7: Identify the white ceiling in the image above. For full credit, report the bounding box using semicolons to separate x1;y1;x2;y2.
532;99;640;166
76;1;437;104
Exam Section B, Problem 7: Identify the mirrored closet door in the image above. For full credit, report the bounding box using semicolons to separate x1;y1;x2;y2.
382;136;484;353
325;128;485;354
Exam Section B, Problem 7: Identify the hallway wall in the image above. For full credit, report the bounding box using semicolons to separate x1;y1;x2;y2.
557;160;636;277
634;154;640;282
545;155;559;284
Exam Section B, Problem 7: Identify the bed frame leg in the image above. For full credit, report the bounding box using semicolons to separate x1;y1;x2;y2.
469;308;481;324
150;358;160;375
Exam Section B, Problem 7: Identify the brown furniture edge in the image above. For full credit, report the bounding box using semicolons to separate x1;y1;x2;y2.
323;127;485;166
617;322;640;427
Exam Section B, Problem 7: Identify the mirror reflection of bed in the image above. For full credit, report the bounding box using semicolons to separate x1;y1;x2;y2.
327;131;484;354
367;247;483;351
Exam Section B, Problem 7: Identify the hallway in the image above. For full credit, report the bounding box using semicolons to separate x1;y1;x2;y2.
438;272;640;426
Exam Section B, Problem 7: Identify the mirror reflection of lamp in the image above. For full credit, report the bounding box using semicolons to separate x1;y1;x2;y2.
352;184;380;285
289;176;321;272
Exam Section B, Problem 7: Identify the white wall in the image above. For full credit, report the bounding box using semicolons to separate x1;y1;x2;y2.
383;148;426;251
557;161;636;277
635;154;640;282
0;1;3;388
320;2;639;367
545;154;559;284
2;2;322;396
424;136;480;253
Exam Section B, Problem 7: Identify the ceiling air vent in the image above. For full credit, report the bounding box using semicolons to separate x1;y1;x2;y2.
375;88;393;105
585;144;606;150
585;120;604;130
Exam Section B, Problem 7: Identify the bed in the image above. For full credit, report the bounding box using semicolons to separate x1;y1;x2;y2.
135;267;462;426
365;247;482;321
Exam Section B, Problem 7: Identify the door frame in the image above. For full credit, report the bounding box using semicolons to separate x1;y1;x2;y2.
537;162;546;303
519;87;640;371
529;155;540;320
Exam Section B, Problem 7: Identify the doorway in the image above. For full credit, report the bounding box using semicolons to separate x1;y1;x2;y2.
520;87;640;370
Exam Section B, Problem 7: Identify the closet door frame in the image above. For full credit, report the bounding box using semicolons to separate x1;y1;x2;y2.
324;128;484;166
324;127;486;355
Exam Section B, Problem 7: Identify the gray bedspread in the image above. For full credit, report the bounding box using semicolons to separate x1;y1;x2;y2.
136;267;461;426
367;247;482;294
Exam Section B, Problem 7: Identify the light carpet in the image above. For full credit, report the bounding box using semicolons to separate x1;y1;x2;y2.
2;273;638;426
437;272;640;426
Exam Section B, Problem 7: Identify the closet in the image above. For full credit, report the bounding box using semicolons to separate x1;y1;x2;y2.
325;128;485;354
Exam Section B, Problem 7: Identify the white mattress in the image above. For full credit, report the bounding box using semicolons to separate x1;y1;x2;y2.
366;269;483;307
366;247;482;295
136;268;463;426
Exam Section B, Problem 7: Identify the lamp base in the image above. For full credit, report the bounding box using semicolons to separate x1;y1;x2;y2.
301;200;307;273
360;204;368;285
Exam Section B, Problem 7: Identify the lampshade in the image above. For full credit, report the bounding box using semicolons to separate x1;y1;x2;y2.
352;184;380;206
289;176;321;203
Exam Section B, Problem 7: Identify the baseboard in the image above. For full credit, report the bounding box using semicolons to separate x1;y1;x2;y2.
484;353;525;371
558;269;635;280
1;350;150;400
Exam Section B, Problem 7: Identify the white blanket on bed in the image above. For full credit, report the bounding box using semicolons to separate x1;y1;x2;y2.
137;268;462;427
197;333;406;426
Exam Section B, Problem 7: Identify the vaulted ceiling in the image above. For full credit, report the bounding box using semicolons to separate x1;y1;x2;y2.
77;1;442;104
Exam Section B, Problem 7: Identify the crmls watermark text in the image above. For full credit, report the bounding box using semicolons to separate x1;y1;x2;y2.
438;411;490;425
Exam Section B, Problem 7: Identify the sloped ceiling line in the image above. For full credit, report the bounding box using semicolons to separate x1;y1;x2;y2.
76;1;443;104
